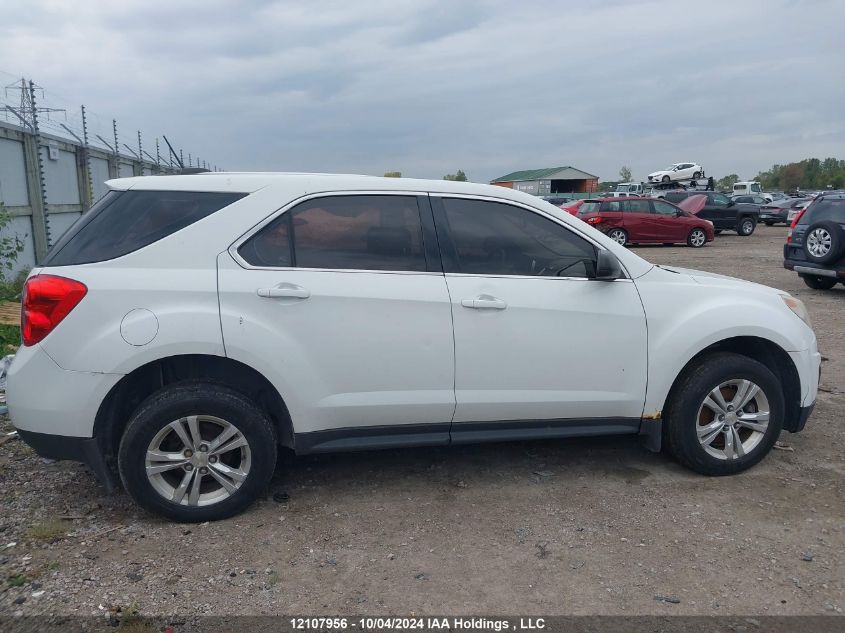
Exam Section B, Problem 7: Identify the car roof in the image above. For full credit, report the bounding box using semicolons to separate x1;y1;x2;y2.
104;172;561;207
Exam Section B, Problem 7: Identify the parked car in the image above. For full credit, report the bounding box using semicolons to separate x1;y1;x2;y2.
647;163;704;184
760;198;811;226
664;191;759;235
543;196;575;206
561;199;585;215
8;174;820;521
577;197;714;247
786;200;813;224
731;194;768;206
783;193;845;289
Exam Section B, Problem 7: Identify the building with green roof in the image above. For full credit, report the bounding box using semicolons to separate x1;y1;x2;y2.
491;166;599;196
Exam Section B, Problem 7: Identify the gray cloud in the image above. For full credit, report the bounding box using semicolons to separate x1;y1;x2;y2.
1;0;842;182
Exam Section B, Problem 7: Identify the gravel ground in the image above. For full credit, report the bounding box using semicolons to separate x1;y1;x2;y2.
0;225;842;618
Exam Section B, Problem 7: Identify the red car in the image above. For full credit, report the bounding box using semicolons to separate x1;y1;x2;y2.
576;196;715;247
560;199;585;215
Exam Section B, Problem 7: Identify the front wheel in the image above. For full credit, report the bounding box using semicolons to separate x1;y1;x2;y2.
118;382;278;522
801;274;837;290
737;217;756;236
661;175;670;183
607;228;628;246
663;352;784;475
687;228;707;247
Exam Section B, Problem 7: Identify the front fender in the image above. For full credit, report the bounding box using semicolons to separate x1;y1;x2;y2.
635;267;815;417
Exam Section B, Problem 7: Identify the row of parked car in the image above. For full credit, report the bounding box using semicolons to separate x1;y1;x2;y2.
555;192;760;248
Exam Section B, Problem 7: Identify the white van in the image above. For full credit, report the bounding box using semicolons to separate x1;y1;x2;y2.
733;181;763;196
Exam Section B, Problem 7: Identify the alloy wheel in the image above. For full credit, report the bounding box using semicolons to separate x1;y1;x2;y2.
689;229;706;247
741;219;754;235
145;415;252;506
806;227;832;257
608;229;627;245
696;380;770;460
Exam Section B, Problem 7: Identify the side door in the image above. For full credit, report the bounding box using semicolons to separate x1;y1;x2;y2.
650;199;687;241
218;193;456;450
430;195;648;438
711;192;735;228
621;198;654;241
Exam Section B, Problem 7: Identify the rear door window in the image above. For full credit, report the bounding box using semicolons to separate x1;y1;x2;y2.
238;195;428;272
44;190;246;266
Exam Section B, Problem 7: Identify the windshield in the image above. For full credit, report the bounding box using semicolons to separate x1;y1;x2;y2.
665;165;679;171
751;183;761;192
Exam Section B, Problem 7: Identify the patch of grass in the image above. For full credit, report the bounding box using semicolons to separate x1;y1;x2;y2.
7;573;29;587
0;269;28;303
26;519;67;542
266;571;280;588
0;323;20;354
46;560;61;571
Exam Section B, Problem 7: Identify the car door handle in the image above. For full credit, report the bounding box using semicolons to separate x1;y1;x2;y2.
461;295;507;310
256;284;311;299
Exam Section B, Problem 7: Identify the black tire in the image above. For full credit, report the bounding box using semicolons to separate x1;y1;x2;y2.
764;221;775;226
737;216;756;236
661;175;670;183
692;171;701;179
714;229;722;235
802;221;843;264
801;274;837;290
607;228;628;246
118;381;277;522
663;352;784;476
687;228;707;248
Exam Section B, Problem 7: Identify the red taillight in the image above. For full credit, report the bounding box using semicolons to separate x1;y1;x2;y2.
21;275;87;346
585;216;604;225
786;208;807;243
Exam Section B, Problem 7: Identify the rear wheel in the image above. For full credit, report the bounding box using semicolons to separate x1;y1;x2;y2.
687;228;707;248
607;228;628;246
692;171;701;179
119;382;277;522
663;352;784;475
803;221;843;264
737;217;756;236
801;274;837;290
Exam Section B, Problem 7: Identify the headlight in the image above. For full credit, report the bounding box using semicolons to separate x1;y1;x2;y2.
780;294;812;327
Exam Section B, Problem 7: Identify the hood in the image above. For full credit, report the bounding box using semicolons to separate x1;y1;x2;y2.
648;170;669;177
657;265;779;293
678;194;707;214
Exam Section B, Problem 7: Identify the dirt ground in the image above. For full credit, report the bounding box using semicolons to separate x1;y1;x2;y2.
0;225;842;618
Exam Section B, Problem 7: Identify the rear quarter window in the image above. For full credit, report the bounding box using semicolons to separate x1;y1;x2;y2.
798;198;845;225
44;190;246;266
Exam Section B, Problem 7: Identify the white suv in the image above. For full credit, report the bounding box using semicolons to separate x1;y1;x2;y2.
8;174;820;521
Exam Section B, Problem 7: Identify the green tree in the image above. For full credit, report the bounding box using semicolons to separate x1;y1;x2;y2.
383;171;402;178
781;164;804;191
716;174;739;190
443;170;467;181
618;166;632;182
0;202;24;280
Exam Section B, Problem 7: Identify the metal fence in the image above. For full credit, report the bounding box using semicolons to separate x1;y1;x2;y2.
0;75;218;276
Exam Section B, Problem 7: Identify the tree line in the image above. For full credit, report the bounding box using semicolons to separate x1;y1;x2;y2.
717;158;844;192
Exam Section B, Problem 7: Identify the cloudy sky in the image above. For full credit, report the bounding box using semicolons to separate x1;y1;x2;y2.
1;0;843;183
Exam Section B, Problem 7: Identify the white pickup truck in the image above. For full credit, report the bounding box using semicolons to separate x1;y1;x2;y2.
606;182;645;197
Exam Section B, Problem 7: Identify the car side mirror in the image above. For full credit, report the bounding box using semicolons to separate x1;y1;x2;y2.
594;250;623;281
727;200;735;207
